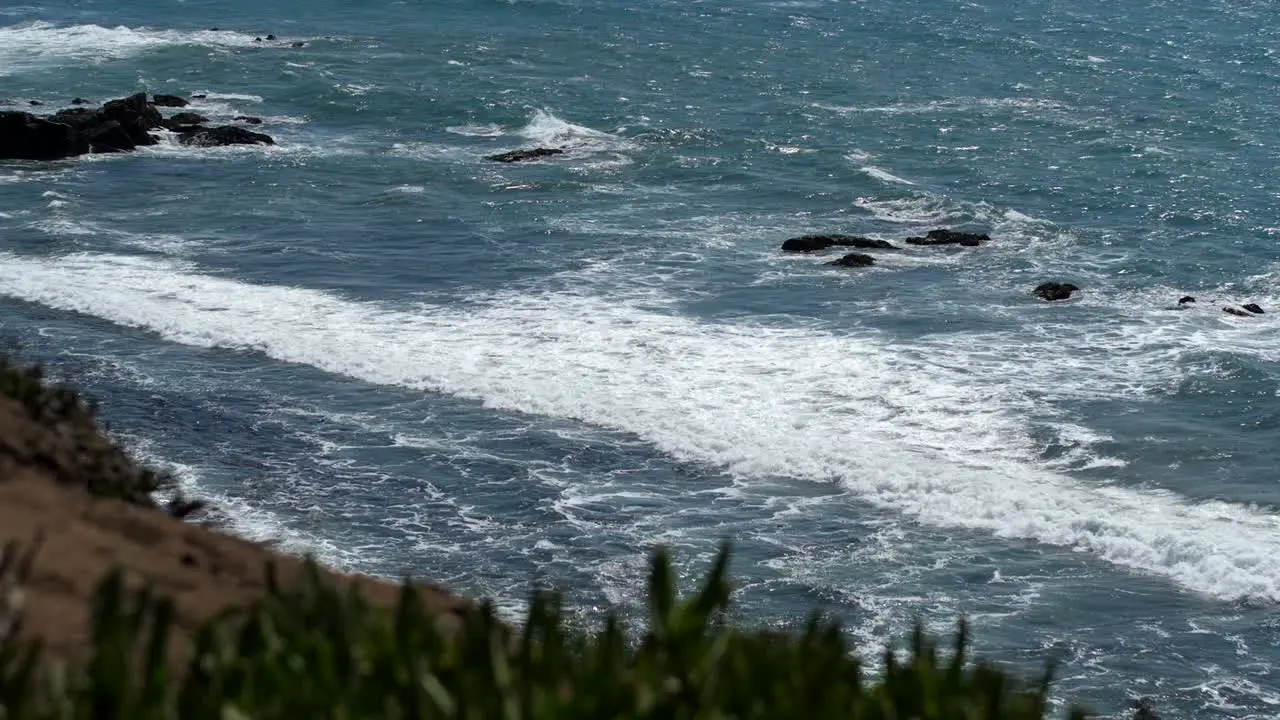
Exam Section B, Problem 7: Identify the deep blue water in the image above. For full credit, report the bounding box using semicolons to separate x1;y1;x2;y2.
3;0;1280;716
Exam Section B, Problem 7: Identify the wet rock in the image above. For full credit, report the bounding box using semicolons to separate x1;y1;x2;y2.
1131;697;1160;720
233;115;264;124
191;94;208;100
486;147;565;163
82;120;139;153
1223;306;1253;317
826;252;876;268
1243;303;1264;314
266;34;277;40
70;97;91;105
151;93;189;108
1033;282;1079;302
161;111;208;130
100;92;163;146
27;100;42;106
177;125;275;147
905;228;990;247
781;234;896;252
0;111;88;160
291;41;305;48
1177;295;1196;307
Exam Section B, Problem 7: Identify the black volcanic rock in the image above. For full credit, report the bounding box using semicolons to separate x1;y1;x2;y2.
1033;282;1079;302
486;147;564;163
826;253;876;268
781;234;896;252
905;228;990;247
177;125;275;147
152;94;189;108
0;111;88;160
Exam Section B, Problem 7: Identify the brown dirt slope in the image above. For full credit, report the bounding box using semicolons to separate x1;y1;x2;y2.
0;379;470;667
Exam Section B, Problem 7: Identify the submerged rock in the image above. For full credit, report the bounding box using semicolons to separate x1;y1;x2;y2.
486;147;564;163
177;125;275;147
70;97;90;105
826;252;876;268
905;228;990;247
781;234;896;252
1033;282;1079;302
234;115;264;125
1223;306;1253;317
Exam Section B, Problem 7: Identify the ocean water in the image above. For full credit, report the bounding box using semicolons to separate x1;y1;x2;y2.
3;0;1279;715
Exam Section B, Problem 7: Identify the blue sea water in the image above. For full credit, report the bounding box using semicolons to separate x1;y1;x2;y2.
3;0;1280;715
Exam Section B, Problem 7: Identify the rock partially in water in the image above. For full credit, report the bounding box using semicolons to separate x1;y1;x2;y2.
177;125;275;148
234;115;264;125
151;93;189;108
1242;302;1264;314
1223;306;1253;317
1033;282;1079;301
486;147;564;163
781;234;896;252
905;228;990;247
0;111;88;160
161;111;209;131
826;252;876;268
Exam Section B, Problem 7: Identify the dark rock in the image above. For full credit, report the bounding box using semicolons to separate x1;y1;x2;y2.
27;100;42;106
1177;295;1196;306
177;125;275;148
781;234;896;253
826;253;876;268
1243;303;1264;314
233;115;264;125
0;111;89;160
1223;306;1253;317
486;147;565;163
71;97;90;105
151;93;189;108
161;111;208;130
1033;282;1079;302
266;34;277;40
191;94;207;100
905;228;991;247
253;37;262;42
82;120;138;153
1131;697;1160;720
100;93;163;146
291;41;305;48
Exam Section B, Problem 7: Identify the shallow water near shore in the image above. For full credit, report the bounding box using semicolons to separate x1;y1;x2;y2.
3;0;1280;715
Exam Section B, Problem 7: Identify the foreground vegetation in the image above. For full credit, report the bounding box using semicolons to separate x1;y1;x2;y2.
0;539;1089;719
0;353;1126;718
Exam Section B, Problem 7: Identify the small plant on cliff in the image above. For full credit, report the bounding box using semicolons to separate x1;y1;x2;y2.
0;355;201;517
0;539;1090;719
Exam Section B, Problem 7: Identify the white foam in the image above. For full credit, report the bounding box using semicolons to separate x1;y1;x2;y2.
0;21;262;75
514;109;636;153
3;251;1280;601
860;166;916;186
445;123;505;137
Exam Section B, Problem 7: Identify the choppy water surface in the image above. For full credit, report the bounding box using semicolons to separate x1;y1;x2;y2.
3;0;1280;715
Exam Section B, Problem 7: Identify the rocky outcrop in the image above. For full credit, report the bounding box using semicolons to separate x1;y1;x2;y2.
1242;303;1264;314
487;148;564;163
0;111;88;159
177;125;275;148
781;234;896;252
826;252;876;268
905;229;990;247
0;92;275;160
1034;282;1079;301
234;115;264;124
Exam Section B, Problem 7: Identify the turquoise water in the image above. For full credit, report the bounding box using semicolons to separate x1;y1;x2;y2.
3;0;1280;715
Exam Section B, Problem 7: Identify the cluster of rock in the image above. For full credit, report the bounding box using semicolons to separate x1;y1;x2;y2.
779;231;1267;315
486;148;565;163
0;92;274;161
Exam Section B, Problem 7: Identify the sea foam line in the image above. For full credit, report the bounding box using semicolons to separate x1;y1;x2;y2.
2;251;1280;602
